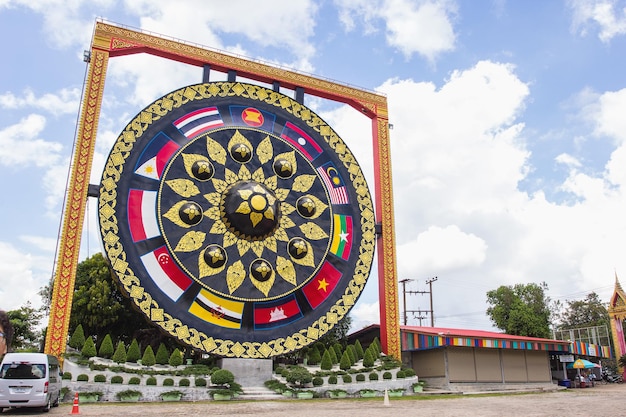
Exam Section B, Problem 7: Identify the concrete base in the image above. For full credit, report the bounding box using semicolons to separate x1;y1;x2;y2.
218;358;273;387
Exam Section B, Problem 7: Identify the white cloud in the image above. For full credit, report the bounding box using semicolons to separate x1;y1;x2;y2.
0;241;49;311
0;114;63;167
335;0;457;61
569;0;626;42
0;88;81;116
350;300;380;331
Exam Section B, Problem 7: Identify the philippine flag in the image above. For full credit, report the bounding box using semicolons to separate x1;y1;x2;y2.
253;294;303;330
188;289;244;329
280;122;322;161
316;161;349;205
302;261;342;309
140;246;193;302
174;107;224;138
127;189;160;242
329;214;353;261
134;132;180;181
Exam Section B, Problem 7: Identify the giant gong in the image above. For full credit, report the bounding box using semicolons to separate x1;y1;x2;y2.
99;82;375;358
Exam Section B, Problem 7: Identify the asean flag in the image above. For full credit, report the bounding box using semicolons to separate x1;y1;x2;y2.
140;246;193;302
134;132;180;181
280;121;322;161
229;106;276;132
253;294;303;330
127;189;160;242
302;261;342;309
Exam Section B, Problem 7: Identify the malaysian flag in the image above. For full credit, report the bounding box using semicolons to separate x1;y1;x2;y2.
316;161;349;205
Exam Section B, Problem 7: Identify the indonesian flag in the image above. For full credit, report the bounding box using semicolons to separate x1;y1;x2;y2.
174;107;224;138
302;261;342;309
134;132;180;181
188;289;244;329
329;214;352;260
140;246;192;302
253;294;302;330
127;189;160;242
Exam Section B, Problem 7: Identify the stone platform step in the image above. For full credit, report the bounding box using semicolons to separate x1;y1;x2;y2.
240;386;285;400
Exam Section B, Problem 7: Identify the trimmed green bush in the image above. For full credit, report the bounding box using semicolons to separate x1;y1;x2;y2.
111;375;123;384
342;374;352;383
320;349;333;370
307;345;322;366
383;371;392;380
312;376;324;386
128;377;141;385
98;334;114;359
363;349;375;367
142;345;156;367
211;369;235;386
156;343;169;365
146;376;157;386
163;378;174;386
195;377;207;387
94;374;106;383
396;370;406;379
77;374;89;382
328;375;338;385
285;366;312;387
169;348;183;367
62;372;72;380
81;336;97;358
354;339;364;360
339;351;351;371
179;378;190;387
112;341;127;364
356;373;365;382
69;325;85;350
127;339;141;363
369;372;379;381
328;345;338;364
346;345;356;365
404;368;416;377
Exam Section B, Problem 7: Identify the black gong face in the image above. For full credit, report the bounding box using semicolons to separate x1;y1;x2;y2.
98;82;375;358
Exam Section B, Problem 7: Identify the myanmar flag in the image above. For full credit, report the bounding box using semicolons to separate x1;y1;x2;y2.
330;214;352;260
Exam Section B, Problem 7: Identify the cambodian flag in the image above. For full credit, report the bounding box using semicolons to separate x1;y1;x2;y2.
280;121;322;161
253;294;302;330
174;107;224;138
127;189;160;242
134;132;180;180
302;261;342;309
140;246;193;302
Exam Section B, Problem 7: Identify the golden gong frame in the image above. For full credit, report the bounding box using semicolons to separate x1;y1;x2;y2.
44;20;400;359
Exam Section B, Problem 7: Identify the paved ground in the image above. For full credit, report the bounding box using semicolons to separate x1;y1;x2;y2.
2;383;625;416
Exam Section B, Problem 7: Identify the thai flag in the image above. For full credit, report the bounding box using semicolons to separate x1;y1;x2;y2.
140;246;193;302
134;132;180;181
253;294;303;330
316;161;349;205
127;189;160;242
188;289;244;329
174;107;224;138
302;261;342;309
280;122;322;161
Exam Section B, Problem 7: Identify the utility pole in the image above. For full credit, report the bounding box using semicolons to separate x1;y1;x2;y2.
426;276;438;326
399;276;438;327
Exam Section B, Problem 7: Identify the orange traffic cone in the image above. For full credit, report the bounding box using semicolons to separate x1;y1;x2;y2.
70;392;80;414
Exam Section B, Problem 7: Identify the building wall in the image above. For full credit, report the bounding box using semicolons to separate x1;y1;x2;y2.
475;349;502;382
411;348;445;378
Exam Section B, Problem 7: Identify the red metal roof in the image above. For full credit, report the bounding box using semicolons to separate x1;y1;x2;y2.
401;325;568;344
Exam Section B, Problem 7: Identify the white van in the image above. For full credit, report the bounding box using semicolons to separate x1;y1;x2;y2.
0;353;62;412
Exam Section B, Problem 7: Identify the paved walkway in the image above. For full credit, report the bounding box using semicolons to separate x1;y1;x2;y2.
2;382;624;416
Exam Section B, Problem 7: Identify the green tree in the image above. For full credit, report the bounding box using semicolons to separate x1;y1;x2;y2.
141;345;156;367
81;336;97;358
155;343;169;365
486;282;552;338
354;339;364;360
339;350;352;371
557;292;609;329
320;349;333;370
211;369;235;386
7;302;43;351
332;343;343;360
285;366;312;387
169;348;183;367
69;324;85;350
112;341;127;363
69;253;149;343
318;315;352;348
98;334;114;358
362;348;375;367
127;339;141;363
328;344;338;364
307;345;321;365
346;345;356;365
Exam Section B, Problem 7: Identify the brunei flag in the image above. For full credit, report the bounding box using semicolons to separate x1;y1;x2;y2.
330;214;352;260
302;261;342;309
127;189;160;242
253;294;303;330
174;107;224;139
229;106;276;132
140;246;193;302
134;132;180;180
189;289;244;329
280;121;322;161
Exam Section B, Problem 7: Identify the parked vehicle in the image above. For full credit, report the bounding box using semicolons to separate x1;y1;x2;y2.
0;353;62;412
601;369;623;383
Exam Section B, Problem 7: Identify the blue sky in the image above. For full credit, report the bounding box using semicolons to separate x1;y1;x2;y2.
2;0;626;334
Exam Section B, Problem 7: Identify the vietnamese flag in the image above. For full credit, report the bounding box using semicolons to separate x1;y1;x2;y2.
302;261;342;309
